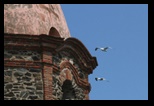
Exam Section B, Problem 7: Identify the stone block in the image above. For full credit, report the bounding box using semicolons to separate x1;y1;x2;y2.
5;83;13;89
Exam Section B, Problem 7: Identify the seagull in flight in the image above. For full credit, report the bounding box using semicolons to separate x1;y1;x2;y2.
95;77;109;82
95;47;112;52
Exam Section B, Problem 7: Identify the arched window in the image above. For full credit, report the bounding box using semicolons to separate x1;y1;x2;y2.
62;79;76;100
49;27;60;37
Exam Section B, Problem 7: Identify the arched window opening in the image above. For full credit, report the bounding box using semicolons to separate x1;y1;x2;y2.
49;27;60;37
62;79;76;100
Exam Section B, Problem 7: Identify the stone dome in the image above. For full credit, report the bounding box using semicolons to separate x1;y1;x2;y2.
4;4;70;38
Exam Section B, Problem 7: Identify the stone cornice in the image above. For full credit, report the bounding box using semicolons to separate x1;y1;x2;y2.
4;33;98;75
57;37;98;74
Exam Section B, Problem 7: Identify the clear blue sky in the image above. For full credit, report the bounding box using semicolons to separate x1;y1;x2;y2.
61;4;148;100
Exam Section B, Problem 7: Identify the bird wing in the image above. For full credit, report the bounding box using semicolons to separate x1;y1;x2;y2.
95;48;99;51
101;47;108;52
104;47;108;50
100;78;104;80
95;78;98;81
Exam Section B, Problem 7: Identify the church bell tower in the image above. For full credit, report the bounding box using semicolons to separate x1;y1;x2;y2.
4;4;98;100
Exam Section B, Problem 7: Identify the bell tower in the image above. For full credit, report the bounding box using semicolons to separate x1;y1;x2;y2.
4;4;98;100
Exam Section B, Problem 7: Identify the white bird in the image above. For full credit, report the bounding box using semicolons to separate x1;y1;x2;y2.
95;47;112;52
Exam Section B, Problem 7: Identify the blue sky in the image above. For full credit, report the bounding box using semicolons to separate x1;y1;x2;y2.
61;4;148;100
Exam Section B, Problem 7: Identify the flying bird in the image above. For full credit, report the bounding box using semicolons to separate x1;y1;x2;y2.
95;47;112;52
95;77;109;82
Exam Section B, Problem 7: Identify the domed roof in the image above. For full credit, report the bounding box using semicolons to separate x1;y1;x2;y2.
4;4;70;38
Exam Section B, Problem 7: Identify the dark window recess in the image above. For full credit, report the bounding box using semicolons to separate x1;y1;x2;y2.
49;27;60;37
62;80;76;100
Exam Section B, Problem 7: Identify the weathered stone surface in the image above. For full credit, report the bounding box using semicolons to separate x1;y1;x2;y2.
19;68;28;72
4;92;15;97
14;72;23;77
4;88;7;92
4;71;12;76
10;97;16;100
8;50;18;54
35;76;41;80
36;85;42;90
4;54;12;58
4;67;43;100
16;77;22;81
21;98;27;100
20;91;27;97
12;88;20;91
13;83;22;85
38;94;43;99
19;86;24;89
16;56;23;59
22;76;31;81
5;84;13;89
13;85;18;88
4;98;9;100
5;50;41;61
25;72;31;77
33;73;41;77
29;91;35;94
29;68;41;72
4;4;70;38
36;81;43;85
26;86;36;90
36;91;43;94
24;82;33;86
4;76;12;82
28;95;38;100
13;91;21;94
22;92;29;98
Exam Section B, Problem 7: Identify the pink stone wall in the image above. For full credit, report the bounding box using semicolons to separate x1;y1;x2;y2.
4;4;70;38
